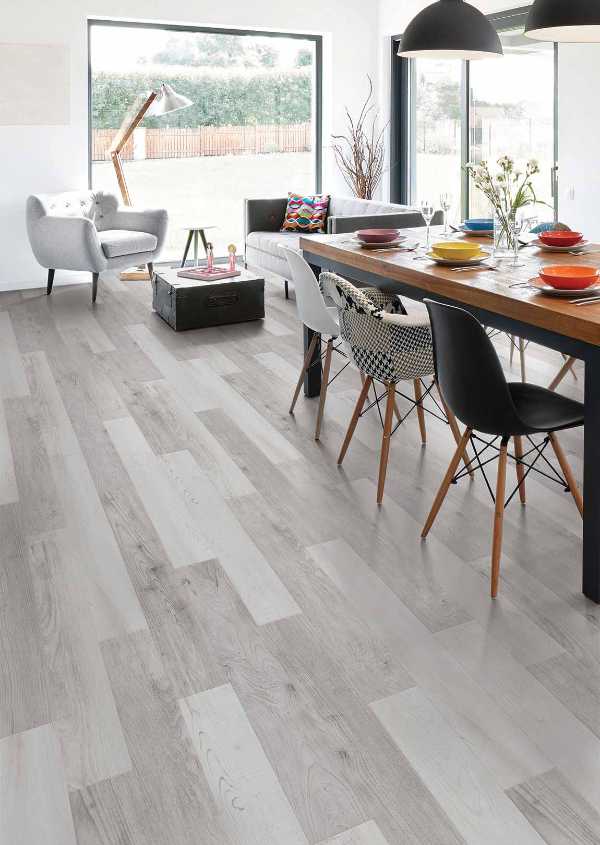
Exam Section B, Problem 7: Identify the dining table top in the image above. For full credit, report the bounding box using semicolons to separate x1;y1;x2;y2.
299;229;600;347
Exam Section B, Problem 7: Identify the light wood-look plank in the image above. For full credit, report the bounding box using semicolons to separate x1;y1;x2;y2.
26;351;147;641
0;397;18;505
316;820;390;845
507;768;600;845
162;450;301;624
437;619;600;810
28;531;132;789
0;311;29;398
371;687;545;845
310;538;550;789
528;650;600;739
48;288;116;354
180;682;309;845
0;724;77;845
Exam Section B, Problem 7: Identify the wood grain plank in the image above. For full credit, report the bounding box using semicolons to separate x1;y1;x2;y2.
0;311;29;397
528;650;600;739
507;768;600;845
28;531;132;789
316;820;390;845
371;687;545;845
0;724;77;845
180;683;309;845
0;398;18;505
48;289;116;354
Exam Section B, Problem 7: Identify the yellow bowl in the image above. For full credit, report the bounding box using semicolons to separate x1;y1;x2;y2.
431;241;483;260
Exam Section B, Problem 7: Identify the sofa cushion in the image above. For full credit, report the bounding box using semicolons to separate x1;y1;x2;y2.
328;196;411;217
98;229;158;258
281;193;330;232
246;230;305;256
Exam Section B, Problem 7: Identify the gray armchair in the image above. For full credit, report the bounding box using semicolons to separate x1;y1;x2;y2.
26;190;168;302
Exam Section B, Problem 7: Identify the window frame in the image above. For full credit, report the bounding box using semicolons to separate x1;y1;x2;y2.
390;6;558;220
87;18;323;192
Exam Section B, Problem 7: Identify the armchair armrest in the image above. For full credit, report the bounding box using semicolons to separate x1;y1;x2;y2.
27;215;106;273
327;210;443;234
244;198;288;240
108;206;168;254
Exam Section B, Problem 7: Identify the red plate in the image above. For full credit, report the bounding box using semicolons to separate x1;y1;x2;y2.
538;231;583;247
539;264;598;290
356;228;401;243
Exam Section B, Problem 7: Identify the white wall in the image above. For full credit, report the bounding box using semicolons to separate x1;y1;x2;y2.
0;0;379;287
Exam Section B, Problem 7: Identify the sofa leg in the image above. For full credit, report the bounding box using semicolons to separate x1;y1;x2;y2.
47;269;55;296
284;279;289;299
92;272;99;304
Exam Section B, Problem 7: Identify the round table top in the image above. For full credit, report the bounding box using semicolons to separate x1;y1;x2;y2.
180;225;217;231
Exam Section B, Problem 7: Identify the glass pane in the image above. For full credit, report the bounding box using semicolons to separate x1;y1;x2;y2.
412;59;462;213
90;25;318;259
469;28;554;221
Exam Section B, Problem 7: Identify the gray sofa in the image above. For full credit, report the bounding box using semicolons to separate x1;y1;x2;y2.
245;195;438;297
27;190;168;302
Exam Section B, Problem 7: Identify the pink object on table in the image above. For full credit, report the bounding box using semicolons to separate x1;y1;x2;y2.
356;229;401;243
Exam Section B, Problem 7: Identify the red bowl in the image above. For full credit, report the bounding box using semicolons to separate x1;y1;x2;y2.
538;231;583;247
356;228;401;243
539;264;598;290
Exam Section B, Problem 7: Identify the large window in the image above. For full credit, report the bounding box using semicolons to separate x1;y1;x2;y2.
89;21;321;259
391;7;557;222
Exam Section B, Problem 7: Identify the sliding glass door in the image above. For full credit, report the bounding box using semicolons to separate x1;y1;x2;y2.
89;21;322;259
391;6;557;222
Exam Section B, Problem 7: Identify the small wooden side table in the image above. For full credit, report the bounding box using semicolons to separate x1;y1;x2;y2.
180;225;216;268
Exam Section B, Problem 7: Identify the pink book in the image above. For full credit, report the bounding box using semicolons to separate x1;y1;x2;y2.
177;267;241;282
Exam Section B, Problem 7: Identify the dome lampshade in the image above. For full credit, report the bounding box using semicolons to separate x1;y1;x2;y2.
397;0;503;60
525;0;600;42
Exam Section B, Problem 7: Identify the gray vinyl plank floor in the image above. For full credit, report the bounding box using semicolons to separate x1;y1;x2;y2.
0;272;597;844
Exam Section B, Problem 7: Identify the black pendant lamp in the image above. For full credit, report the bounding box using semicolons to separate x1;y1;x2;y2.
525;0;600;41
397;0;503;60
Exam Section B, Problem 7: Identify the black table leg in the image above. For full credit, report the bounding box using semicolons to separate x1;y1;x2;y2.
583;347;600;601
181;231;193;268
303;325;322;397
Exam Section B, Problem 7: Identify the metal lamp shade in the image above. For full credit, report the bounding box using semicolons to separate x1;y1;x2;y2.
525;0;600;41
149;83;193;116
397;0;503;60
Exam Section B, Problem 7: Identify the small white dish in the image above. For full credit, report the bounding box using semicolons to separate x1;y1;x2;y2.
532;238;590;253
426;249;490;267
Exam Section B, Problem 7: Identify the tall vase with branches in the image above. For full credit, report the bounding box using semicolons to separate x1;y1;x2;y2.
331;77;386;200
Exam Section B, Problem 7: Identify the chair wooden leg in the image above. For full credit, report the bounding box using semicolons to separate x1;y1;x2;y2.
519;338;526;383
377;382;397;504
91;272;99;304
514;435;526;504
549;356;576;391
315;339;333;441
46;269;55;296
413;379;427;444
548;432;584;518
289;333;318;414
491;439;509;598
435;380;473;477
422;427;472;538
338;376;372;465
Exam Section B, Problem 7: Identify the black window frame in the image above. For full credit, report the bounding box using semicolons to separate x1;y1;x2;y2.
390;6;558;220
87;18;323;192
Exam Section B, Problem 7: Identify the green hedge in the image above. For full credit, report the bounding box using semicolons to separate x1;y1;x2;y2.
92;68;312;129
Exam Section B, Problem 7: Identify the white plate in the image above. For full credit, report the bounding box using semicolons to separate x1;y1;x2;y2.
532;238;590;253
459;225;494;237
426;250;490;267
530;277;600;297
351;237;406;249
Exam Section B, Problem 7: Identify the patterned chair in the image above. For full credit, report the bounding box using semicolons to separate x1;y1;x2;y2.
320;271;466;503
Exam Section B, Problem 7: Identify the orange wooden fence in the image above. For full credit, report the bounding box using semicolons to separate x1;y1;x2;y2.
92;123;311;162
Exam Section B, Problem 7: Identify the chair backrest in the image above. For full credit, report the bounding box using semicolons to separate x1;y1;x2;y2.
424;299;520;435
280;247;339;337
26;191;120;231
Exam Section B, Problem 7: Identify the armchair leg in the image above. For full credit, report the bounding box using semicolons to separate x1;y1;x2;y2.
92;272;99;304
47;269;55;296
284;279;289;300
147;262;154;280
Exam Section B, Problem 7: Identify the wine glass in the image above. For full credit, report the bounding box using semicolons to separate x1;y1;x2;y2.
440;192;453;238
420;200;435;251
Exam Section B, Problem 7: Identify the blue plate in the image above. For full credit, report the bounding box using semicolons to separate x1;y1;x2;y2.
463;218;494;231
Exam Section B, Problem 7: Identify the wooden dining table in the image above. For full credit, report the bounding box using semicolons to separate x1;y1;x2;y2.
299;227;600;603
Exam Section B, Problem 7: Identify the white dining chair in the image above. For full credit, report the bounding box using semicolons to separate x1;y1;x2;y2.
280;246;342;440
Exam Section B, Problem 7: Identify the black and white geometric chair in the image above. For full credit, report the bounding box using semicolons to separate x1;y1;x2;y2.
320;271;467;504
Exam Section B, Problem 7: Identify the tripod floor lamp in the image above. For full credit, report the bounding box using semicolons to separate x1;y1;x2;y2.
110;83;193;279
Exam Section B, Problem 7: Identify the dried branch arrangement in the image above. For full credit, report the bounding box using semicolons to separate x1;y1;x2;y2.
331;76;386;200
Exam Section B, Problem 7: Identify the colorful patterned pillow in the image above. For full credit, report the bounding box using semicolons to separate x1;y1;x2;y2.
281;192;330;232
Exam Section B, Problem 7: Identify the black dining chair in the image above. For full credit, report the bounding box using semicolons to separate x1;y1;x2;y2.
422;299;584;598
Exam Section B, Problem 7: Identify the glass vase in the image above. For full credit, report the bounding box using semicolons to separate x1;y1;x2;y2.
493;211;516;261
